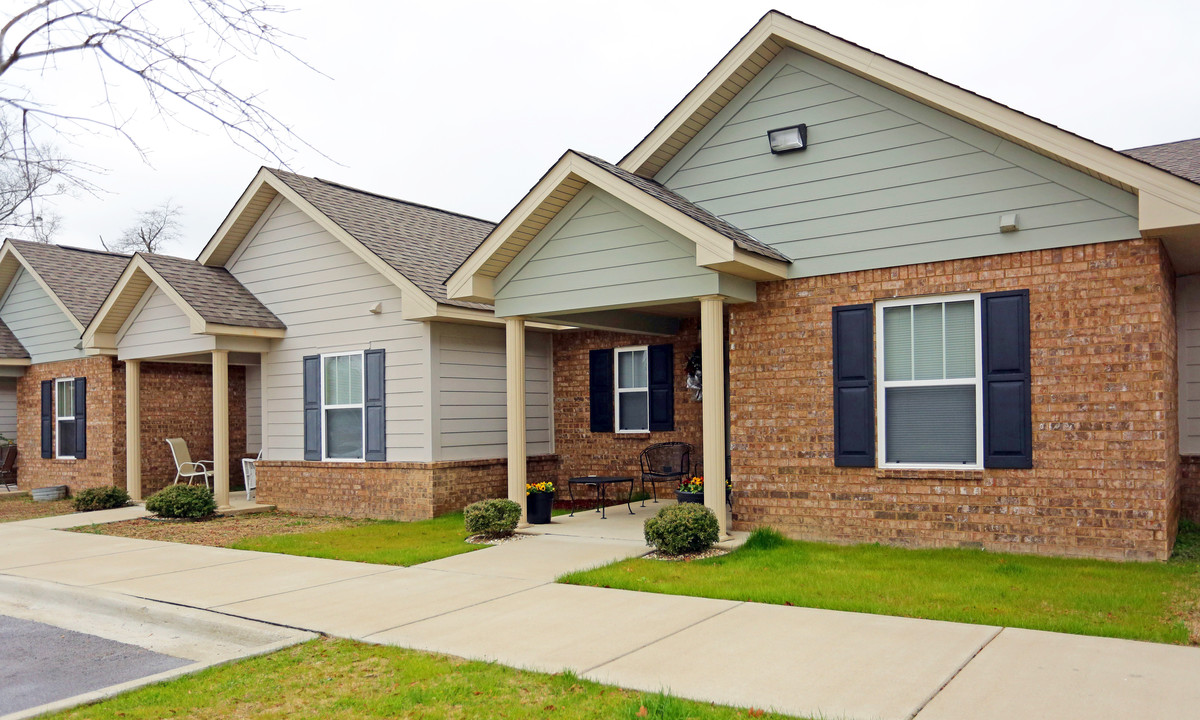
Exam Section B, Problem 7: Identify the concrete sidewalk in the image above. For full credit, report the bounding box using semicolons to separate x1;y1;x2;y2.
2;511;1199;720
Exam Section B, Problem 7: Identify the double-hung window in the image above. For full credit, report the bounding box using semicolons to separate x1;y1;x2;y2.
322;352;364;460
615;346;649;433
55;378;76;459
876;294;982;468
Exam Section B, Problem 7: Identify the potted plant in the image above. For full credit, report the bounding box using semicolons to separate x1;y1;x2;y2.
675;476;732;505
526;481;555;524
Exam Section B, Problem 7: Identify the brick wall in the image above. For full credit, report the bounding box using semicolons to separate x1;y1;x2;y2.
17;356;122;492
256;455;559;520
16;357;248;496
723;237;1177;561
136;362;247;496
552;318;704;497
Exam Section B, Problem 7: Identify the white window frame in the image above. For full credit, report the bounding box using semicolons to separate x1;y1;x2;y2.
614;345;650;433
875;293;984;470
55;377;77;460
320;351;366;462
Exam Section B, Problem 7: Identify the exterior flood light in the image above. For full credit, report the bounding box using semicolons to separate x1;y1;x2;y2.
768;124;807;153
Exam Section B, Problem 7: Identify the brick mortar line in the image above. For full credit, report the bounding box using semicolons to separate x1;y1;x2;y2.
907;625;1005;720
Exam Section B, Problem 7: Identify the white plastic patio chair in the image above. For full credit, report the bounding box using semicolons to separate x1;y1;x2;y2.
165;437;214;489
241;449;262;501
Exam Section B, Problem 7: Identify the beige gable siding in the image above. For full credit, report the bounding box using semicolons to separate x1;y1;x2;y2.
494;188;732;317
229;198;432;462
0;269;83;364
1179;275;1200;455
246;364;262;454
656;50;1139;277
117;286;213;360
0;378;15;441
432;323;552;461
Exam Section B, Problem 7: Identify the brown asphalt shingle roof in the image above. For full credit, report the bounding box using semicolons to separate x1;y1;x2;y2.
572;152;792;263
140;253;285;330
267;170;496;310
1123;138;1200;185
0;318;28;360
8;240;130;326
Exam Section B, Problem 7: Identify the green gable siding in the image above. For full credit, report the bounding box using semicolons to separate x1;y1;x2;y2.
494;188;749;317
0;268;84;364
655;49;1139;278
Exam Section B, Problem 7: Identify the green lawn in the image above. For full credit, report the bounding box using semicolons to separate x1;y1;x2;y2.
231;512;482;566
47;637;802;720
562;524;1200;645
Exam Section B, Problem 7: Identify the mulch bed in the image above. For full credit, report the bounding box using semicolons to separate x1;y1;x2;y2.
643;548;729;561
68;512;368;548
0;495;75;522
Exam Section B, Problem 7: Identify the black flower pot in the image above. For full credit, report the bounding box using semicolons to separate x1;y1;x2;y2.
675;490;704;505
527;492;554;524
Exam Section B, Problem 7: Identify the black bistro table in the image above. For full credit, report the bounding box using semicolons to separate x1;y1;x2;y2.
567;476;635;519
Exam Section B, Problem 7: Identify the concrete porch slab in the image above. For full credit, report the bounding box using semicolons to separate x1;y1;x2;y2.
585;602;1001;720
416;535;650;582
367;583;738;675
218;567;541;639
95;552;393;608
915;628;1200;720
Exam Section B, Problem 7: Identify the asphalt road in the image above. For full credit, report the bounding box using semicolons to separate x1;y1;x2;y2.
0;614;190;716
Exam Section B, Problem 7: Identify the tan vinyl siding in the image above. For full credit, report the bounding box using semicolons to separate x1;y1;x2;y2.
117;287;213;360
1179;274;1200;455
229;198;432;462
246;364;261;453
495;188;722;317
0;378;16;441
0;269;84;364
432;323;552;461
656;49;1139;278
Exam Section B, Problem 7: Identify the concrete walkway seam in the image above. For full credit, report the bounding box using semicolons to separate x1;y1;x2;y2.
579;601;744;676
357;581;554;640
906;625;1005;720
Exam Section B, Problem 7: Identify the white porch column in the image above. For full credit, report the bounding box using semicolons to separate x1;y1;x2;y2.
213;349;231;510
699;294;728;538
505;316;527;524
125;359;141;502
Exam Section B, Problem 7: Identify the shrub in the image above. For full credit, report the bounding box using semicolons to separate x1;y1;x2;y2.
644;503;719;555
464;498;521;536
72;486;131;512
146;484;216;519
743;525;788;551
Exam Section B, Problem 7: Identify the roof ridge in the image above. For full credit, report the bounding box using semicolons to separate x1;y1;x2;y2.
8;239;131;259
1122;136;1200;152
266;168;496;227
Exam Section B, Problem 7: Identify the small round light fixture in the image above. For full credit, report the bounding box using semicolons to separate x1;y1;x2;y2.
767;124;807;154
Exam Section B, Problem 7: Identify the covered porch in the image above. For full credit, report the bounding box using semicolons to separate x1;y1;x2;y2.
447;151;793;536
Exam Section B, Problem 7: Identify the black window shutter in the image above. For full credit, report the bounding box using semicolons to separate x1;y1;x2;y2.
302;355;321;461
832;304;875;467
589;348;614;433
40;380;52;459
648;344;674;432
982;290;1032;469
73;377;86;459
363;349;386;462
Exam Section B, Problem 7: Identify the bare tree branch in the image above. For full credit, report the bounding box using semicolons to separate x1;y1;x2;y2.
104;198;182;254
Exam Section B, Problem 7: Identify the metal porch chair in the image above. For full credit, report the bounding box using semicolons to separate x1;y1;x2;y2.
165;437;214;489
638;442;693;506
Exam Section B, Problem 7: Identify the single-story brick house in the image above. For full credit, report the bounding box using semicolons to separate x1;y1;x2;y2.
82;168;557;516
0;240;244;494
448;10;1200;560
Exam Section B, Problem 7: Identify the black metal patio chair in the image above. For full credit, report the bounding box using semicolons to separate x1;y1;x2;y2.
638;442;693;506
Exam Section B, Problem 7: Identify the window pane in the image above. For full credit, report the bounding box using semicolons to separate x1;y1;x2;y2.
912;303;944;380
57;419;75;457
618;391;649;431
57;380;74;418
325;408;363;459
882;307;912;382
348;354;363;404
944;301;976;379
885;386;976;464
324;358;338;405
617;349;647;389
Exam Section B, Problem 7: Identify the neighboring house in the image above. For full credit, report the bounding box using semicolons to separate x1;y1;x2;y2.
84;168;556;519
449;10;1200;560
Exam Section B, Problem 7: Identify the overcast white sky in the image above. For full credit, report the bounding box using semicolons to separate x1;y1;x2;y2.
15;0;1200;258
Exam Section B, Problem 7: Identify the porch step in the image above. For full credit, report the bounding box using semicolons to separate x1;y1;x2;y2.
217;503;275;517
